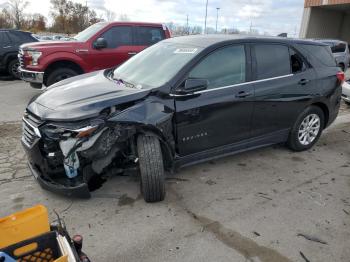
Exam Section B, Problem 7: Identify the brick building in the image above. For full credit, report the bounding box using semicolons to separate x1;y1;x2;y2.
300;0;350;42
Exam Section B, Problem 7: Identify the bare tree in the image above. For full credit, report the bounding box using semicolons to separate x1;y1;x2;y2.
105;10;116;22
118;14;129;21
7;0;28;29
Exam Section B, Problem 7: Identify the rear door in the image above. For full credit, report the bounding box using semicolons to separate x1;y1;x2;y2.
133;25;166;54
175;44;254;156
88;25;136;70
251;43;316;138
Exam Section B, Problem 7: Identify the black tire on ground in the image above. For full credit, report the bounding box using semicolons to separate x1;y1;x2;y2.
8;59;20;79
30;82;42;89
287;106;325;152
137;134;165;203
46;68;78;86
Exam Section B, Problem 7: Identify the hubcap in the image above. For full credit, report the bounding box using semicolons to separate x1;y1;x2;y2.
298;114;321;146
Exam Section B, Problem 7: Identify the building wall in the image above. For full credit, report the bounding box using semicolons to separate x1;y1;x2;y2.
340;13;350;42
306;8;344;39
305;0;350;7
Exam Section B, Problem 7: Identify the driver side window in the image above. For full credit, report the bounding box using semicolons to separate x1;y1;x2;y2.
188;45;246;90
100;26;133;48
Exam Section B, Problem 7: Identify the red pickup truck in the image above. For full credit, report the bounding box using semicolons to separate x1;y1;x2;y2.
18;22;171;88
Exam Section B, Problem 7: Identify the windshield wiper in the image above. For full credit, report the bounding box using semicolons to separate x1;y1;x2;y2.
112;76;135;89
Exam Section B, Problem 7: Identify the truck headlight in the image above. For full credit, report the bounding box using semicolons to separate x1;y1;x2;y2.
27;50;42;66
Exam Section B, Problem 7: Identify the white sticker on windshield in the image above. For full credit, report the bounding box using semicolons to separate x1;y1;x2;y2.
174;48;198;54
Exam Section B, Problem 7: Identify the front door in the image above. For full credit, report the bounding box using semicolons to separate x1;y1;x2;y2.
174;44;255;156
88;25;137;71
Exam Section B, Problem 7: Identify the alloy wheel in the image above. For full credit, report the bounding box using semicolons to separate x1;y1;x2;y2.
298;114;321;146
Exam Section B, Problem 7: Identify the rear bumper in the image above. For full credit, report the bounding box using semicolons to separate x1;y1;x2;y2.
19;67;44;84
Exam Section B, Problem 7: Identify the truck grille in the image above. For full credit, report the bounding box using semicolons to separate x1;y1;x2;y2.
22;112;43;148
18;48;24;68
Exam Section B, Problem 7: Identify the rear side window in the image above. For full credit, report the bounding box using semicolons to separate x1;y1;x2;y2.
188;45;246;89
135;26;165;46
290;48;306;74
331;43;346;53
298;44;336;67
100;26;133;48
254;44;291;80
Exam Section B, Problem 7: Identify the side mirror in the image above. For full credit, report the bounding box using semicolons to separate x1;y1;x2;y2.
94;38;107;49
180;79;208;94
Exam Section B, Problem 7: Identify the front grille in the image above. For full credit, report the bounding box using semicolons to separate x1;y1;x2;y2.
18;48;24;68
22;112;44;148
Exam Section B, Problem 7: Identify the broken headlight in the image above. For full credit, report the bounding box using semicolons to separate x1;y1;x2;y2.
42;118;105;140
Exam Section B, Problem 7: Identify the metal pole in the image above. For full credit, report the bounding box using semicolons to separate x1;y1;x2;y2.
216;7;220;33
204;0;208;34
186;14;189;35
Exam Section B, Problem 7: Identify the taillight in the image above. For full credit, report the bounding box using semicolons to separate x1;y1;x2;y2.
337;71;345;83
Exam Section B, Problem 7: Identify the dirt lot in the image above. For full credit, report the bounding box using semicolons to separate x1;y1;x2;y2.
1;79;350;262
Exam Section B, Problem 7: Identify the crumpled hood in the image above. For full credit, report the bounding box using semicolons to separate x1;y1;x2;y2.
27;70;151;121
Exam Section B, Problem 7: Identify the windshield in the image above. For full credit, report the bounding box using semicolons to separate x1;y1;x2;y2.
74;22;107;42
113;42;202;89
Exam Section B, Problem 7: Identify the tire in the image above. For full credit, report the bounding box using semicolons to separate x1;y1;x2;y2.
137;134;165;203
30;82;42;89
46;68;78;86
345;101;350;106
287;106;325;152
8;59;20;79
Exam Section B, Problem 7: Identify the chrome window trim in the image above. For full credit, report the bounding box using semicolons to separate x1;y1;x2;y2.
170;74;294;97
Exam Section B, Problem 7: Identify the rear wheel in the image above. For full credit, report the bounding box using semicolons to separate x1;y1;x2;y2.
287;106;324;152
8;59;20;79
137;135;165;203
46;68;78;86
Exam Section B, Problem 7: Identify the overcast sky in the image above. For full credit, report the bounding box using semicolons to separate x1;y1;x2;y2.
0;0;305;36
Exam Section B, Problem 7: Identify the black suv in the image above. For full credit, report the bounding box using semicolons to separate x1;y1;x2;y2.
0;29;37;78
22;35;343;202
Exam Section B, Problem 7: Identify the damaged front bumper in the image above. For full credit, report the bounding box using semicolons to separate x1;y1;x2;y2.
21;112;134;198
27;161;91;198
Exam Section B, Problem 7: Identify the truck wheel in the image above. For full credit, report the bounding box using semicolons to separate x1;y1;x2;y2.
8;59;20;79
287;106;324;152
46;68;78;86
137;135;165;203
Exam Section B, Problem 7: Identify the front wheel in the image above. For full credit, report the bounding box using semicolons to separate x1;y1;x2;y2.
46;68;78;86
287;106;324;152
137;135;165;203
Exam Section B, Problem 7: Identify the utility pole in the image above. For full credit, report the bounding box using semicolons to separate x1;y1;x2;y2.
186;14;189;35
215;7;220;33
249;20;253;34
204;0;208;34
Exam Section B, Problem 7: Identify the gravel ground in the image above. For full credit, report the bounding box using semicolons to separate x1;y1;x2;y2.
0;78;349;262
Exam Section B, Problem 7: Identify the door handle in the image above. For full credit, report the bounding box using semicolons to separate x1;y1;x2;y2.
128;52;137;56
298;79;310;85
235;91;252;98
